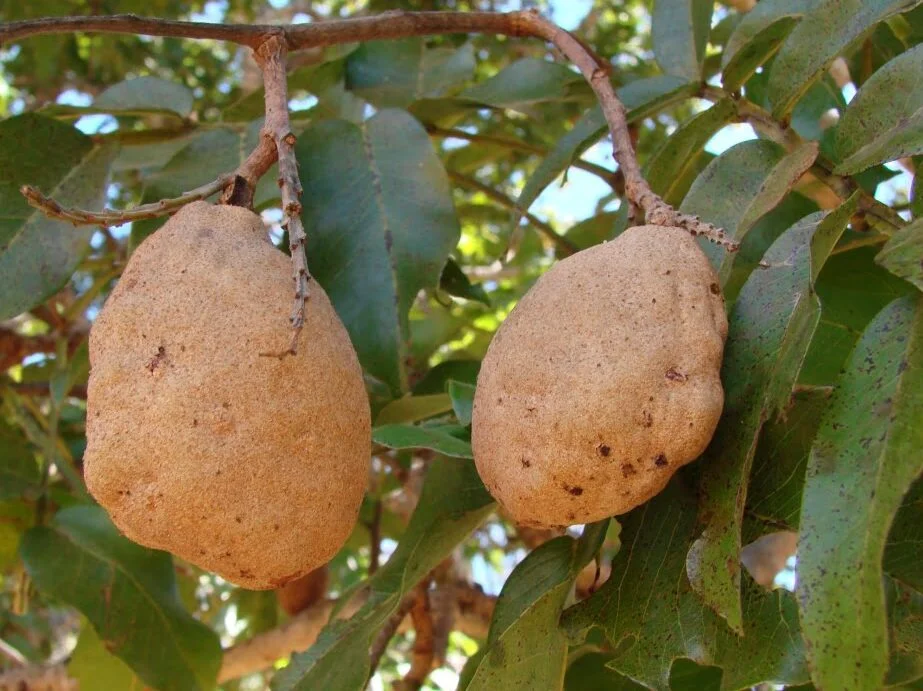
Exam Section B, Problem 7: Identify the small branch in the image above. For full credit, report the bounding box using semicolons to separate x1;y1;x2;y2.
368;499;382;576
427;125;624;193
399;584;435;691
21;174;235;229
368;589;420;681
515;12;737;248
253;35;311;358
448;170;578;256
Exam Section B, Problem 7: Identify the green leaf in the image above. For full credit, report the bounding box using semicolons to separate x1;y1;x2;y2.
564;652;647;690
412;360;481;395
644;99;737;206
0;420;39;501
372;423;473;458
374;393;453;425
798;294;923;691
272;458;494;691
448;379;476;426
0;114;114;320
722;0;816;91
296;109;460;393
652;0;714;81
346;39;474;108
746;387;830;529
800;246;916;385
687;199;854;633
563;479;809;691
563;209;628;253
768;0;923;119
680;139;820;283
440;258;490;305
885;576;923;686
459;58;586;114
884;477;923;590
20;505;222;691
463;522;608;690
517;76;696;213
94;76;194;118
836;44;923;173
69;620;145;691
877;217;923;291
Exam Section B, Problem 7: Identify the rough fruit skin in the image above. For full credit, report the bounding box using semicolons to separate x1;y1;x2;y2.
85;201;370;589
472;225;727;528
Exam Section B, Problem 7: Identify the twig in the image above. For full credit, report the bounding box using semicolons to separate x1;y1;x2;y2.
20;174;235;228
426;125;624;193
448;170;578;256
399;584;435;691
253;35;311;358
368;499;382;576
368;589;420;681
5;9;733;248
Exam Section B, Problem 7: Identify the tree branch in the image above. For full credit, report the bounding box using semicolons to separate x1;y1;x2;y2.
252;36;312;357
5;9;733;248
400;584;435;691
21;175;236;229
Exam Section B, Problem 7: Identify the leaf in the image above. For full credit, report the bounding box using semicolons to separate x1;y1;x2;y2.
372;423;473;458
20;505;222;691
459;58;586;114
644;99;737;205
768;0;923;119
448;379;476;426
746;387;830;529
722;0;816;91
680;139;820;283
516;75;697;212
0;420;39;501
798;294;923;691
462;522;608;690
564;652;647;690
686;199;854;633
346;39;475;108
296;109;460;393
272;458;494;691
0;114;114;320
836;45;923;173
885;576;923;686
877;217;923;291
800;246;916;386
374;393;453;425
652;0;714;81
563;209;628;253
563;478;809;691
884;477;923;590
94;76;194;119
440;258;490;305
412;360;481;395
69;621;145;691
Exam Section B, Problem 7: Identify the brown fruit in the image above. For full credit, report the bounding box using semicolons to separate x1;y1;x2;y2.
276;566;329;616
85;201;370;589
472;225;727;528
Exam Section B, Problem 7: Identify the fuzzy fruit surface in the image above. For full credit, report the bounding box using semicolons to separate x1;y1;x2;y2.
472;225;728;528
84;201;370;589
